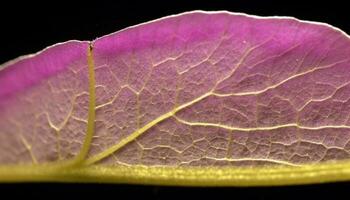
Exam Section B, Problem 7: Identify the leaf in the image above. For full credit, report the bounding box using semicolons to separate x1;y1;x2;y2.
1;11;350;186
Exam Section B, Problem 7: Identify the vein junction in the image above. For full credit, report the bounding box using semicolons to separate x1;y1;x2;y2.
82;45;350;166
84;85;350;165
86;83;344;165
84;91;212;165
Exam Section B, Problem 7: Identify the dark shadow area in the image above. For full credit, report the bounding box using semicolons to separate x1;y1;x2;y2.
1;181;350;199
0;0;348;64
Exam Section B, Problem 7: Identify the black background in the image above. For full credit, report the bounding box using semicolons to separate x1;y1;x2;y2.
0;0;349;199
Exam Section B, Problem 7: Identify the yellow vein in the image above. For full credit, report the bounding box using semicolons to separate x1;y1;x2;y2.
84;41;256;165
182;156;300;167
3;161;350;186
172;116;350;131
213;58;350;97
18;134;38;165
83;43;297;165
83;49;350;166
73;44;96;165
84;92;212;165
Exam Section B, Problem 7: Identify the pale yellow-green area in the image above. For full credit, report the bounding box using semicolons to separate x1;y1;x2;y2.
2;44;350;186
2;161;350;186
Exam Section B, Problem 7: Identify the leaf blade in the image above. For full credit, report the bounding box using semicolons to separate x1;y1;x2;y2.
1;11;350;186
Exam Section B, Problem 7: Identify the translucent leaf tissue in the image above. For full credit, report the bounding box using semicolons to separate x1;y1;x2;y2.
1;11;350;186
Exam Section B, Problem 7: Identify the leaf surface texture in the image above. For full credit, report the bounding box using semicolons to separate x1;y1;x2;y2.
1;11;350;186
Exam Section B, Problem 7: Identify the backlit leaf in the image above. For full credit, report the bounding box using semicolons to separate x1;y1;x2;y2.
1;11;350;186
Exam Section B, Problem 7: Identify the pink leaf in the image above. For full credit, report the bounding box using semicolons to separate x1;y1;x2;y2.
1;11;350;186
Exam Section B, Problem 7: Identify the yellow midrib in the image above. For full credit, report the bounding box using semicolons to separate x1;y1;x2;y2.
2;160;350;186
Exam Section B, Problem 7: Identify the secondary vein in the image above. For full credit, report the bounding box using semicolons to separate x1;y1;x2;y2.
73;43;96;165
84;92;213;165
